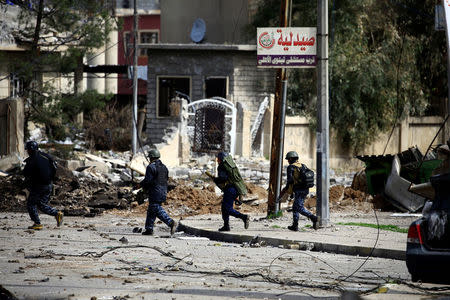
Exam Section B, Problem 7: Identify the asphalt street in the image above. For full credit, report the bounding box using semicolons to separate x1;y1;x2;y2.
0;212;449;299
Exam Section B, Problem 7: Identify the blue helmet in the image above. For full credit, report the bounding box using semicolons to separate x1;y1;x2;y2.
216;151;228;161
25;141;39;152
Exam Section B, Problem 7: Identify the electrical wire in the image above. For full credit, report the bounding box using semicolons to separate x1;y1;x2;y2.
382;29;406;156
230;0;246;45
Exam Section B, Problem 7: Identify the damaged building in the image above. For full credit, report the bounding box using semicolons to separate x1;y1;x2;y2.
0;5;25;170
142;43;275;163
138;0;275;166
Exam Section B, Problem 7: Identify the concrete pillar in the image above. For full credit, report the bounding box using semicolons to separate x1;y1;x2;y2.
400;115;409;152
178;99;191;163
262;94;274;158
241;108;251;158
235;102;252;158
105;19;118;94
235;102;244;156
86;48;105;94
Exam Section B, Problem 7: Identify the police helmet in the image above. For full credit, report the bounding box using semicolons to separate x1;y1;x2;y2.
216;151;228;161
148;149;160;159
25;141;39;152
285;151;299;160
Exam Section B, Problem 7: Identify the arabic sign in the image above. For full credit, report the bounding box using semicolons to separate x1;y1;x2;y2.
257;27;317;68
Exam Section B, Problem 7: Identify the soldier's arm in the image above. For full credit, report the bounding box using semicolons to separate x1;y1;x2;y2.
281;165;295;195
213;167;228;185
140;164;155;190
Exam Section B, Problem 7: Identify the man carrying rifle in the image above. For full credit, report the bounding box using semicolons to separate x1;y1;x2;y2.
207;152;249;232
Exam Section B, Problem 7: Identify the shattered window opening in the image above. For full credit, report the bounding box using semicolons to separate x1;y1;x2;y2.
205;77;227;99
157;76;190;117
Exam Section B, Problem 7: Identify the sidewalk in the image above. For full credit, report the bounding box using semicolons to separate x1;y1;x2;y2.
178;211;420;261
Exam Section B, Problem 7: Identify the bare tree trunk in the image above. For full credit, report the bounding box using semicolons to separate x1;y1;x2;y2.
23;0;44;140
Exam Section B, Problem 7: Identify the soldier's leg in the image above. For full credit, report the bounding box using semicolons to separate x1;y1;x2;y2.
296;191;313;219
27;189;41;224
155;204;173;226
296;191;318;229
219;196;231;231
36;184;58;217
155;204;177;235
288;192;302;231
144;203;158;231
292;192;302;224
223;187;245;220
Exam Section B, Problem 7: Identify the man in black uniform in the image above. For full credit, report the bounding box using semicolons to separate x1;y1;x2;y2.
280;151;318;231
23;141;63;230
212;151;249;232
140;149;177;236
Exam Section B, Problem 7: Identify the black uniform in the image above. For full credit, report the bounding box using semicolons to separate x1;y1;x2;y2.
23;151;58;224
140;159;174;232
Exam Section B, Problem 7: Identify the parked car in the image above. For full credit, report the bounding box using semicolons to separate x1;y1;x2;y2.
406;173;450;283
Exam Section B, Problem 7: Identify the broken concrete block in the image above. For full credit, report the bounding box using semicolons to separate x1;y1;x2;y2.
84;161;111;174
120;170;132;181
65;160;84;171
188;169;202;179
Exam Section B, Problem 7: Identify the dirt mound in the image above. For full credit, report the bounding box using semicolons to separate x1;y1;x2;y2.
130;181;268;217
305;185;376;213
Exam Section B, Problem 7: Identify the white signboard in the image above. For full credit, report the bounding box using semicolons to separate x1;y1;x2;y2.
257;27;317;68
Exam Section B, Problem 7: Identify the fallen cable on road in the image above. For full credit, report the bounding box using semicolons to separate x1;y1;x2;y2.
25;244;187;261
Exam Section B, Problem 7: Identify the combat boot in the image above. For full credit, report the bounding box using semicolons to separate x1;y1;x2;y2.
242;214;250;229
310;215;318;230
55;211;63;227
142;229;153;235
28;223;43;230
170;220;178;235
218;223;230;232
287;221;298;231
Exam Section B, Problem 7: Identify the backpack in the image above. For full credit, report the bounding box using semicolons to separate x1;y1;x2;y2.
222;155;247;196
293;162;314;189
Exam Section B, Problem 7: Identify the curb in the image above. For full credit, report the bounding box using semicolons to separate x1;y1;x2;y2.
178;222;406;261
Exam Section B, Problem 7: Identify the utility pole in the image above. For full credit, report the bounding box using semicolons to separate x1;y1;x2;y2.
316;0;330;227
267;0;290;215
132;0;138;156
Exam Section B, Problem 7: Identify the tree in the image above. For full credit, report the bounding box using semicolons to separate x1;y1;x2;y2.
0;0;116;139
248;0;447;152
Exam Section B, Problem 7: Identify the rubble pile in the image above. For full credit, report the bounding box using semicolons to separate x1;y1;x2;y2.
0;143;385;218
305;185;384;214
0;165;138;217
0;164;269;218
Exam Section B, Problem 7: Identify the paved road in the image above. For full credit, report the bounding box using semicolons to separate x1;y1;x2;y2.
0;212;448;299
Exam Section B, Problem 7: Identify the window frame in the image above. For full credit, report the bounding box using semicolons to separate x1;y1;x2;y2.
139;30;159;56
9;73;23;98
204;76;229;99
156;75;191;118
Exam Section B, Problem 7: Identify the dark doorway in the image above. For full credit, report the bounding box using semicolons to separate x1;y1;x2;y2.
158;77;190;117
205;77;227;98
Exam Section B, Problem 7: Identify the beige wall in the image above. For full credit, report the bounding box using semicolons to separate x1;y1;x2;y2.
281;115;446;172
